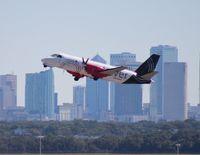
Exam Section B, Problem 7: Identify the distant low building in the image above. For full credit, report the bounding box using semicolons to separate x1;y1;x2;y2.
0;106;29;121
143;103;150;116
73;86;85;119
0;74;17;111
116;115;149;123
58;103;74;121
188;104;200;120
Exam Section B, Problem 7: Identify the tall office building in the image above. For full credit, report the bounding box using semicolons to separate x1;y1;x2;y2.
0;74;17;110
54;93;58;114
25;69;55;119
163;62;187;121
0;88;2;110
73;86;85;119
110;52;142;118
150;45;178;120
199;54;200;105
86;54;109;121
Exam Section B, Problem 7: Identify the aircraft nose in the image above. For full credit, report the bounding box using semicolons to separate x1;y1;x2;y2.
41;58;48;64
41;58;53;68
41;58;45;63
41;58;49;63
41;57;61;68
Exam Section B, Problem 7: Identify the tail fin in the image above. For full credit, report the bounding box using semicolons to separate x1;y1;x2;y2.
136;54;160;76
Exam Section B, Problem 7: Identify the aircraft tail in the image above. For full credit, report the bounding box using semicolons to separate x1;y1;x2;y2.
135;54;160;79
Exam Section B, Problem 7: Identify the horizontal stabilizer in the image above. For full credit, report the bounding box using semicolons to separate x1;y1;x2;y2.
99;66;127;75
140;71;158;80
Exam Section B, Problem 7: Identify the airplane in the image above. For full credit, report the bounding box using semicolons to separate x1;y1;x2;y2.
41;53;160;84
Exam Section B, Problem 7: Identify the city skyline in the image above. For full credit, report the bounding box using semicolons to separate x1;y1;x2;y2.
0;0;200;105
0;52;192;122
0;47;197;106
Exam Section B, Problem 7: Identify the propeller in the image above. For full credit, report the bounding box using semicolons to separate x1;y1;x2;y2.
82;57;89;66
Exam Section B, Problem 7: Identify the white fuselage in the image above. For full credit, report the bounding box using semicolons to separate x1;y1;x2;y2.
42;53;137;83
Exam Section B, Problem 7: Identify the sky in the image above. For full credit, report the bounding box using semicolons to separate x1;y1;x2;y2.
0;0;200;106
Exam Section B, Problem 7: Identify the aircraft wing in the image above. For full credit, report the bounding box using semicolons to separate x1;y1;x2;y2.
99;66;127;75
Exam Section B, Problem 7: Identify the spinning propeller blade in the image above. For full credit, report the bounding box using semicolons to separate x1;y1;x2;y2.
82;58;89;65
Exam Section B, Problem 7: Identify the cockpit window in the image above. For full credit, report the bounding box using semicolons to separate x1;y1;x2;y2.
57;55;62;58
51;54;63;58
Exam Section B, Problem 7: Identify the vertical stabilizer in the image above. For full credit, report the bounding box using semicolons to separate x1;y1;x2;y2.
135;54;160;76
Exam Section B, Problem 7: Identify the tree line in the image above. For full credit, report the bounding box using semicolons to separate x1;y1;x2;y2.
0;119;200;153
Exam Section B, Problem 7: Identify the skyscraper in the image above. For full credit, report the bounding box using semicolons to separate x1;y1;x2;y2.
86;54;109;121
54;93;58;114
199;54;200;105
73;85;85;119
0;88;2;110
25;69;55;119
110;52;142;118
163;62;187;121
150;45;178;120
0;74;17;110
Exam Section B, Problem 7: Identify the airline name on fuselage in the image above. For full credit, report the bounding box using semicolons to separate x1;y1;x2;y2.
113;71;129;80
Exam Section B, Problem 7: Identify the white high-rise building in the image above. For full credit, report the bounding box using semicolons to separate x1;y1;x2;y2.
0;74;17;110
73;86;85;119
110;52;142;118
150;45;178;121
163;62;187;121
199;54;200;105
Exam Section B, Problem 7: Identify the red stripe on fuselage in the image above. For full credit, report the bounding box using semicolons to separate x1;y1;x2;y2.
85;64;108;78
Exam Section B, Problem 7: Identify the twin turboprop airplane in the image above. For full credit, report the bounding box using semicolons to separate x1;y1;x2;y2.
41;53;160;84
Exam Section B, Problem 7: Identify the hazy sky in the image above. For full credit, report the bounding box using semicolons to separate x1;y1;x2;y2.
0;0;200;106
